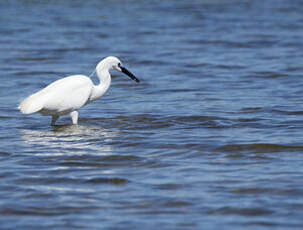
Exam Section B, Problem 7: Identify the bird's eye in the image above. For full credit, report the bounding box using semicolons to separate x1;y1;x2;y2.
118;63;121;67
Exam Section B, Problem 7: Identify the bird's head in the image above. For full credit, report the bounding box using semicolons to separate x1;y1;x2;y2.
97;56;140;83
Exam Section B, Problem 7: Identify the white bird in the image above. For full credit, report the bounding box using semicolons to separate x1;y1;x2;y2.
18;56;140;125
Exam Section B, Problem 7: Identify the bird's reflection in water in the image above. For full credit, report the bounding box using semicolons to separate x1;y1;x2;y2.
20;124;119;156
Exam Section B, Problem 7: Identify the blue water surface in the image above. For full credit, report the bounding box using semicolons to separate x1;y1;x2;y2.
1;0;303;229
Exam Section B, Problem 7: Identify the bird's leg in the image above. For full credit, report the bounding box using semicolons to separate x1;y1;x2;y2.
51;115;59;126
70;111;78;125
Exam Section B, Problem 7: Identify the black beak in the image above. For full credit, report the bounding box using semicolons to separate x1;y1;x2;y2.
121;66;140;83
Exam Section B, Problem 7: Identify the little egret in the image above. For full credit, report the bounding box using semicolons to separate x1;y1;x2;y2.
18;56;140;125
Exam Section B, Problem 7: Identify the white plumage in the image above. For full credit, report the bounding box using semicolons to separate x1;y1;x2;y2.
18;56;140;125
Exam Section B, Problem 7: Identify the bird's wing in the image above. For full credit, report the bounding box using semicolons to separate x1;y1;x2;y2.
19;75;93;114
18;91;45;114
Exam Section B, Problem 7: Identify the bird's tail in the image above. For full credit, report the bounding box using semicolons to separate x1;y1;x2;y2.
18;93;44;114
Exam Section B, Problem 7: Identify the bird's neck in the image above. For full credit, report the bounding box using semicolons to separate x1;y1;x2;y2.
90;68;111;102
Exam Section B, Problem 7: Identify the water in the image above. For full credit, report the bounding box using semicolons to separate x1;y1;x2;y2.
1;0;303;229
